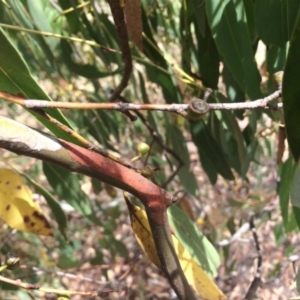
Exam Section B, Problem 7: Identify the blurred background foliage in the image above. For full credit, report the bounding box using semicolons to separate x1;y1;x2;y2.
0;0;300;298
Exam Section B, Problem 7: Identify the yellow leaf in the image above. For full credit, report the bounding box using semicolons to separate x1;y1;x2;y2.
125;196;226;300
125;195;161;268
172;235;226;299
0;168;52;236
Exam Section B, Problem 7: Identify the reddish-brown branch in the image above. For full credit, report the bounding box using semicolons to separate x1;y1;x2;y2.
106;0;132;101
0;117;197;299
59;139;172;223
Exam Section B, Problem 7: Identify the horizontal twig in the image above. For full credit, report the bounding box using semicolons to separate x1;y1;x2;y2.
0;274;102;296
25;90;282;111
0;90;282;119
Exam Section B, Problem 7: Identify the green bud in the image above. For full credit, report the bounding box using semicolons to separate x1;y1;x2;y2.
136;142;150;156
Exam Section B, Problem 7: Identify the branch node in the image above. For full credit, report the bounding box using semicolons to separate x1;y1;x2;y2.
186;98;210;122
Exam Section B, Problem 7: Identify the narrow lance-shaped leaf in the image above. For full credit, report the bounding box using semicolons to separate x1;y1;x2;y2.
291;154;300;231
192;4;219;89
255;0;300;46
282;6;300;160
60;40;121;79
191;121;234;180
167;205;220;277
141;5;183;103
205;0;262;99
168;124;199;197
0;28;77;143
291;158;300;210
278;158;294;230
43;163;101;226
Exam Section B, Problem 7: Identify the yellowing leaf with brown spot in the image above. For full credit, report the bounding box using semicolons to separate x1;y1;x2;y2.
125;196;226;300
0;169;52;236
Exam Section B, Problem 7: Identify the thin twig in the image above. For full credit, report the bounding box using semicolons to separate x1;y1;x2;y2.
0;23;117;53
128;104;184;188
217;222;251;247
211;90;282;110
0;274;112;297
244;214;263;300
0;90;282;116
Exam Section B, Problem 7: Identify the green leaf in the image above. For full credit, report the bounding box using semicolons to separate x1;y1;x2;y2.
266;44;288;91
198;147;218;184
211;92;247;173
180;4;192;74
292;206;300;232
278;158;294;230
58;246;80;269
243;0;256;42
138;72;160;134
43;163;100;225
255;0;300;46
168;124;199;197
222;66;245;119
0;28;77;143
60;40;121;79
191;121;234;180
267;45;288;74
221;110;248;176
145;64;183;104
81;99;120;151
91;13;122;65
26;0;59;50
190;0;206;37
283;7;300;160
141;6;183;103
99;231;128;259
168;205;220;277
205;0;262;99
290;159;300;235
3;1;57;71
291;158;300;210
193;14;220;89
286;208;298;233
57;0;80;33
82;111;110;147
